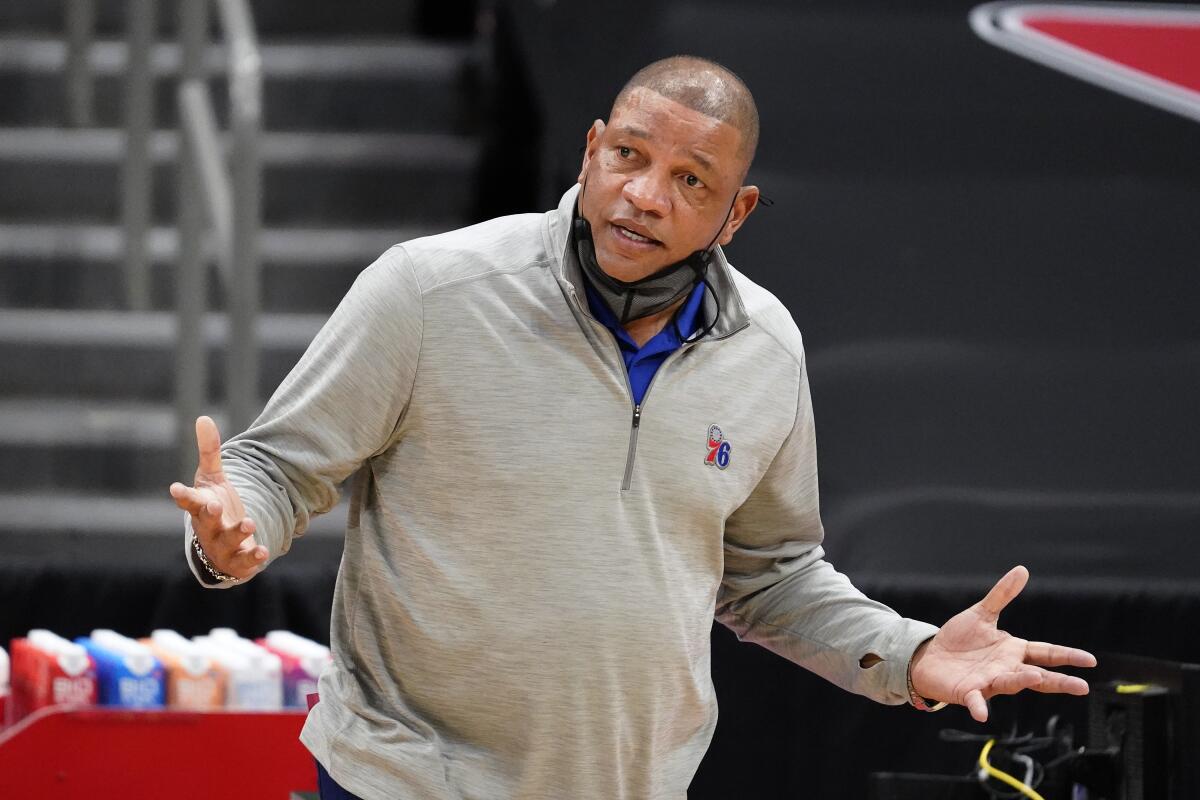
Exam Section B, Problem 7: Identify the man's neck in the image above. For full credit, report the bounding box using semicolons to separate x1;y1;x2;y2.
623;297;686;347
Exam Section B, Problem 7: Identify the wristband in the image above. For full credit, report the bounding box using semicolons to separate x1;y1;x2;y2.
191;534;240;583
907;659;948;712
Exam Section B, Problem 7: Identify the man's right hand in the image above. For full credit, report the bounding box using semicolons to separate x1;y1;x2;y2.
169;415;268;581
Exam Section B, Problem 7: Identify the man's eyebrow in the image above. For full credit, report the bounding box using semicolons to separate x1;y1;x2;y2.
688;150;715;173
614;124;652;141
614;124;717;173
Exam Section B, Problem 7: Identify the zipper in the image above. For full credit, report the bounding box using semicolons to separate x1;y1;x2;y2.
621;405;642;490
565;286;718;491
618;345;691;491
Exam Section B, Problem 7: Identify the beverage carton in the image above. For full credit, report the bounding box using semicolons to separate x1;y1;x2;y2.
192;631;283;710
258;631;332;709
9;630;97;722
76;630;165;708
0;644;9;729
142;630;225;710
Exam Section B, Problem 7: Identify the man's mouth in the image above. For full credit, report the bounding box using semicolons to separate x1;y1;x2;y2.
612;224;661;246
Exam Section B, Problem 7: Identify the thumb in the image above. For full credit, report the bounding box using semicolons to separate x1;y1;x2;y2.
195;415;224;476
977;565;1030;619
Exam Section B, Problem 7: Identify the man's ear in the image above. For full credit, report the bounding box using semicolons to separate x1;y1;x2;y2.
717;185;760;246
577;119;606;184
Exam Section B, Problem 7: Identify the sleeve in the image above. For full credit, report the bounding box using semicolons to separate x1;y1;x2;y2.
715;347;938;704
184;245;424;589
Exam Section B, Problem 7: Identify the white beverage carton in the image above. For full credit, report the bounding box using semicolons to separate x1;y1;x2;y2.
192;632;283;711
0;644;9;728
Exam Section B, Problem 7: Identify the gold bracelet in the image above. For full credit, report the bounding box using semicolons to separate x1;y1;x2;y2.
191;534;239;583
907;661;948;712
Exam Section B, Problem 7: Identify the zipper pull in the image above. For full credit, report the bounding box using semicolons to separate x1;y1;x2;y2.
632;405;641;428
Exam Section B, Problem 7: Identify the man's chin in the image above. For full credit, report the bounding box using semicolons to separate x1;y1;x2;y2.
597;258;670;282
594;245;676;283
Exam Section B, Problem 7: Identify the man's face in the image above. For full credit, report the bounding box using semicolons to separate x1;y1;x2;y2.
577;87;758;282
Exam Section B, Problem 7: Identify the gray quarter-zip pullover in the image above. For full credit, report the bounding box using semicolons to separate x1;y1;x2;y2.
187;185;938;799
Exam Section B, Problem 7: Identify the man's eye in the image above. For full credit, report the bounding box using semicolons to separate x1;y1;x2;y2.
618;146;632;158
685;175;702;187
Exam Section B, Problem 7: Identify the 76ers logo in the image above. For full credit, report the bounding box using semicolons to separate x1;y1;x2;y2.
704;425;732;470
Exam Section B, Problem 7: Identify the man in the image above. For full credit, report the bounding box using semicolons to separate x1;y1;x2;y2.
169;56;1095;799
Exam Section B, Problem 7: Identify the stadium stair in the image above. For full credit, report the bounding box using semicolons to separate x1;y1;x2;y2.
0;1;489;560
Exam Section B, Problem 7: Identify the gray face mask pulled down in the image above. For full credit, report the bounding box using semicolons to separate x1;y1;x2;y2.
572;208;713;326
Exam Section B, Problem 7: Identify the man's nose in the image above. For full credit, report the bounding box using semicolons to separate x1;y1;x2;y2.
622;172;671;217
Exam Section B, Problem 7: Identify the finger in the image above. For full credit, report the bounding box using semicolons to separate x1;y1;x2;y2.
199;527;266;580
201;514;253;553
964;688;989;723
989;668;1044;696
195;416;224;476
978;565;1030;618
169;483;212;515
1025;641;1097;668
226;541;269;577
1020;667;1091;696
201;499;224;524
213;515;257;548
192;501;234;544
189;501;247;549
169;482;198;512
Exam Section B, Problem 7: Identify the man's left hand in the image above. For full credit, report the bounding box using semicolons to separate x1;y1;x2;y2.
908;565;1096;722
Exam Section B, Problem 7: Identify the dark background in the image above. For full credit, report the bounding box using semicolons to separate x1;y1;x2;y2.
497;3;1200;791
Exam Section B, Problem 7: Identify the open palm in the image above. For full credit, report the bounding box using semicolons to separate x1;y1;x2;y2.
909;566;1096;722
168;416;268;580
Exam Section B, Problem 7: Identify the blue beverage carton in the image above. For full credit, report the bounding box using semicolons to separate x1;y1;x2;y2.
75;629;166;708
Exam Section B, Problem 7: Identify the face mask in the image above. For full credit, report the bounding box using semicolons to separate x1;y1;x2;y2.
572;210;712;325
571;184;734;338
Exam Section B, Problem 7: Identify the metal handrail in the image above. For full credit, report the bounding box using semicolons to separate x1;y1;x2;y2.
65;0;95;127
62;0;262;476
122;0;154;311
66;0;154;310
175;0;263;476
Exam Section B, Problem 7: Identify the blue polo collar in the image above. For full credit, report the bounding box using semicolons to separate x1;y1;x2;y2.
584;278;706;358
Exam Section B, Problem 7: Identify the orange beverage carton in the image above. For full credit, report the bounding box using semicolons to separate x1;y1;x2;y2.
142;630;226;710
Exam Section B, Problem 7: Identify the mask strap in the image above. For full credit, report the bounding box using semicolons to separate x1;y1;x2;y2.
677;274;722;344
704;192;739;252
620;292;636;322
677;193;738;343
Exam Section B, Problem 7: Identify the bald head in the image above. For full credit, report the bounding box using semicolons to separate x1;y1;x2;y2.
612;56;759;170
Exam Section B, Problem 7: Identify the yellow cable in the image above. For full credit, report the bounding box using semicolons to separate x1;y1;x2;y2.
1116;683;1151;694
978;739;1046;800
